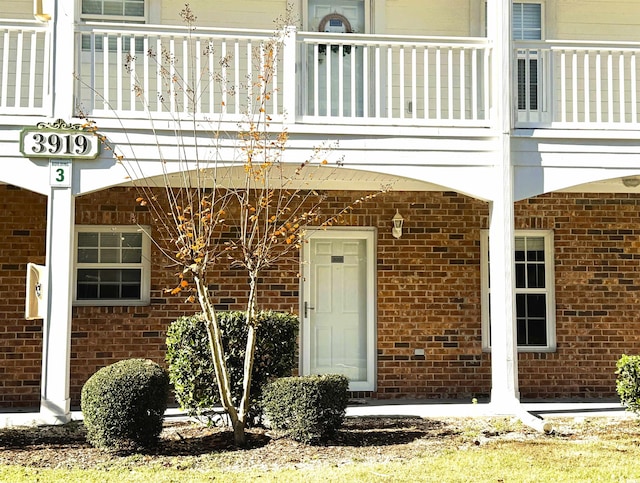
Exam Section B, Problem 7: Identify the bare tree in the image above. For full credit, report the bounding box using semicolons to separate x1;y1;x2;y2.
84;4;385;445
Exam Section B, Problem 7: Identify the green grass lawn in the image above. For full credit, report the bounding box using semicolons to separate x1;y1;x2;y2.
2;434;639;482
1;416;639;482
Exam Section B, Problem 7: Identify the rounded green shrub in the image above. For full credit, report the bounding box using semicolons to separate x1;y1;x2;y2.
166;311;298;421
81;358;170;451
616;354;640;416
262;374;349;444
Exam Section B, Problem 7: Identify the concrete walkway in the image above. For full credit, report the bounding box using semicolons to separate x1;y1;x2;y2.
1;399;631;428
345;399;630;419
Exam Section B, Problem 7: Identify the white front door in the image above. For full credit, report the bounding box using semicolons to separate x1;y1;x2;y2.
302;229;376;391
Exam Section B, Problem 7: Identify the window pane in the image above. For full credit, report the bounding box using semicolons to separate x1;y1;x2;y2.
515;263;526;288
122;249;142;263
517;318;527;345
121;284;142;298
99;284;120;299
100;233;119;247
78;248;98;263
527;264;546;288
527;320;547;345
526;294;546;318
103;1;124;15
100;248;120;263
82;0;102;14
122;233;142;248
516;293;526;317
124;0;144;17
121;269;141;282
77;283;98;299
78;232;99;247
99;270;120;282
77;269;99;283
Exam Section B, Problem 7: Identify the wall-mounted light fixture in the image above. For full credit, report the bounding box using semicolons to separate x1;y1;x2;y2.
622;177;640;188
392;210;404;239
34;0;51;22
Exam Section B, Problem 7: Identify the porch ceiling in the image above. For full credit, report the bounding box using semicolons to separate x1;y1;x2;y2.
559;177;640;194
132;165;447;193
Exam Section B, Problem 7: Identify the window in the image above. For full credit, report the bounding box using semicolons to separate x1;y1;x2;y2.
514;2;543;111
74;226;151;306
80;0;146;52
81;0;145;21
481;230;556;351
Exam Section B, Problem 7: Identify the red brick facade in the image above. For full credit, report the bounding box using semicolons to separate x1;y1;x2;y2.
2;184;640;407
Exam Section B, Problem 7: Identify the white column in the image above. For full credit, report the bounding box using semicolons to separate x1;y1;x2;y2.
39;0;76;423
51;0;76;117
40;184;75;423
488;0;519;410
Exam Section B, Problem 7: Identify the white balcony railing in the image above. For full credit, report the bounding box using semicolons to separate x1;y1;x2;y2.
75;24;493;128
0;20;51;115
516;40;640;128
75;23;284;121
298;32;491;126
3;19;640;132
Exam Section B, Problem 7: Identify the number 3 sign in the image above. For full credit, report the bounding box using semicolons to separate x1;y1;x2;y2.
50;160;71;187
20;119;100;160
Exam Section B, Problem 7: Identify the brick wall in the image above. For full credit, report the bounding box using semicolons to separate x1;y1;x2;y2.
3;184;640;407
0;185;47;406
516;193;640;398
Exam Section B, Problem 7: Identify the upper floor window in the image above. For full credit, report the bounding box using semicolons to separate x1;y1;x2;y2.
80;0;146;51
513;2;542;41
74;226;151;306
481;230;556;352
514;2;543;111
81;0;145;21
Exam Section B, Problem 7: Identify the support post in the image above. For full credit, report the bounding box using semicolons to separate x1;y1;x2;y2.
40;0;76;423
40;183;75;423
488;0;519;411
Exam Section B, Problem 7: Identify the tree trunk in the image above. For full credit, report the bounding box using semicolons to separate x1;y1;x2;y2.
193;274;244;444
236;272;259;445
233;419;247;446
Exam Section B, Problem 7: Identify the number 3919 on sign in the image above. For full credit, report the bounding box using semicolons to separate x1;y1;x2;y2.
20;130;100;159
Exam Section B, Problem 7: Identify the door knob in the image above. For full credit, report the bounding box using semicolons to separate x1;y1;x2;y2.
304;301;315;318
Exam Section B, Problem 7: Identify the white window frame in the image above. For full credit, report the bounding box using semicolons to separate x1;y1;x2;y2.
481;229;556;352
79;0;147;53
74;225;151;306
79;0;147;23
513;1;545;115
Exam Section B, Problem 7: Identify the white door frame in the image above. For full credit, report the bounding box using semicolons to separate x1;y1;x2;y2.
300;227;377;391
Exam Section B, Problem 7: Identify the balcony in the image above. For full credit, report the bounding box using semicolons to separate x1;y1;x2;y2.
73;23;492;130
516;40;640;129
0;20;50;116
2;20;640;132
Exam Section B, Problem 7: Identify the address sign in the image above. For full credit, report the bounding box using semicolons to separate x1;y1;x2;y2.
20;119;100;159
